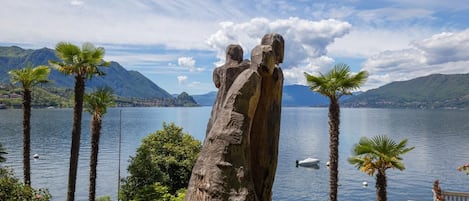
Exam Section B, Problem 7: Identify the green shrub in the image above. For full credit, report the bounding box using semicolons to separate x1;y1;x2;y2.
96;195;112;201
119;122;201;201
0;168;51;201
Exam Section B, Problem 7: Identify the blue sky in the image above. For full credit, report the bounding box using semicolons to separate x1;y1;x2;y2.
1;0;469;95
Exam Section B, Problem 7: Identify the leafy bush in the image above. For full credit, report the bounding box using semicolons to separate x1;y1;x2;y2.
127;182;186;201
96;195;112;201
119;122;201;201
0;168;51;201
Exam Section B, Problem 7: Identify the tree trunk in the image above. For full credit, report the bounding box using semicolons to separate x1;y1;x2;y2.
67;75;85;201
328;97;340;201
376;170;387;201
23;89;31;186
89;113;102;201
250;67;283;201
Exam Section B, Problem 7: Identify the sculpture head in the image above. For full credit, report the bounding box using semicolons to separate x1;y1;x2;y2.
261;33;284;64
225;44;244;65
251;45;275;76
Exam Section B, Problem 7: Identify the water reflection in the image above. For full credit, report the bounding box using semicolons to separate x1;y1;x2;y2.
1;107;468;200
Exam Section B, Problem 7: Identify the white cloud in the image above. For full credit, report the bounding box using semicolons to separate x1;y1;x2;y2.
412;29;469;65
105;53;176;66
70;0;84;6
0;1;217;50
206;17;352;85
177;75;188;85
361;28;469;90
328;27;434;58
178;57;196;67
176;57;204;72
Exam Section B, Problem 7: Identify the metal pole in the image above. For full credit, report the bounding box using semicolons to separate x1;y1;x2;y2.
117;109;122;200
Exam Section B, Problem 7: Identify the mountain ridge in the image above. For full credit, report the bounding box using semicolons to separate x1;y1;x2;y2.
0;46;172;99
343;73;469;109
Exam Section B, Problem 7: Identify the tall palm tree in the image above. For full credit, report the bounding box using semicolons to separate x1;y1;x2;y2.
8;64;51;185
304;63;368;201
84;87;115;201
348;135;414;201
49;42;110;201
0;143;7;164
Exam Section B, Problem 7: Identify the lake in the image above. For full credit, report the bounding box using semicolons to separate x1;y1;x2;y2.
0;107;468;200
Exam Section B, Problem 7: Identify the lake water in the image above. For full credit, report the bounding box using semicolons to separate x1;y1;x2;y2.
0;107;468;200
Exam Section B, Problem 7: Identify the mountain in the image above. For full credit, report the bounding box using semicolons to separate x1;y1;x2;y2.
193;85;341;107
343;73;469;109
192;91;217;106
282;84;329;106
175;92;198;106
0;46;172;99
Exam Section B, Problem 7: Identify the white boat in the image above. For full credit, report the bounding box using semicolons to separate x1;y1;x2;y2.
33;154;39;159
296;157;320;167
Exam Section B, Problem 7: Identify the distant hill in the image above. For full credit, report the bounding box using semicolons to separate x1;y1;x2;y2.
282;84;329;106
0;46;172;99
175;92;198;107
343;73;469;109
192;84;353;107
192;91;217;106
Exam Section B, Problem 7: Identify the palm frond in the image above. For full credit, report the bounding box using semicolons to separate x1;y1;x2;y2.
55;42;80;63
50;42;109;79
304;63;368;99
348;135;414;176
8;64;51;89
84;86;115;117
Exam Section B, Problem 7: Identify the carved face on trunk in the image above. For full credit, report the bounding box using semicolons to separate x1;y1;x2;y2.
251;45;275;76
225;44;244;65
261;33;284;64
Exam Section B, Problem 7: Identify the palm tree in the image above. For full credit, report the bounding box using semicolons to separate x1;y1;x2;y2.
49;42;110;201
8;64;50;185
84;87;115;201
348;135;414;201
304;63;368;201
0;143;7;163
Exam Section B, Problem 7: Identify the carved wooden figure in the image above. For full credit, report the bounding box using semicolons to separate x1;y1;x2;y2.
186;33;284;201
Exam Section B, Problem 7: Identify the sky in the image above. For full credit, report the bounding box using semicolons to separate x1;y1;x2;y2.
1;0;469;95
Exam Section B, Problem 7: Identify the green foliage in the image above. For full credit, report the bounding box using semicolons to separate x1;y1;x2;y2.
49;42;110;79
96;195;112;201
348;135;414;175
9;64;51;90
84;86;115;117
304;63;368;99
0;86;73;108
120;122;201;201
129;182;185;201
0;168;51;201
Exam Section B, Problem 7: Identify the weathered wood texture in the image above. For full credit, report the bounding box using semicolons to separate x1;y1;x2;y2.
186;33;284;201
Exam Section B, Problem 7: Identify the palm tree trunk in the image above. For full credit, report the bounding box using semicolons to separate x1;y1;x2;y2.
328;97;340;201
376;170;387;201
89;114;102;201
23;89;32;186
67;75;85;201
